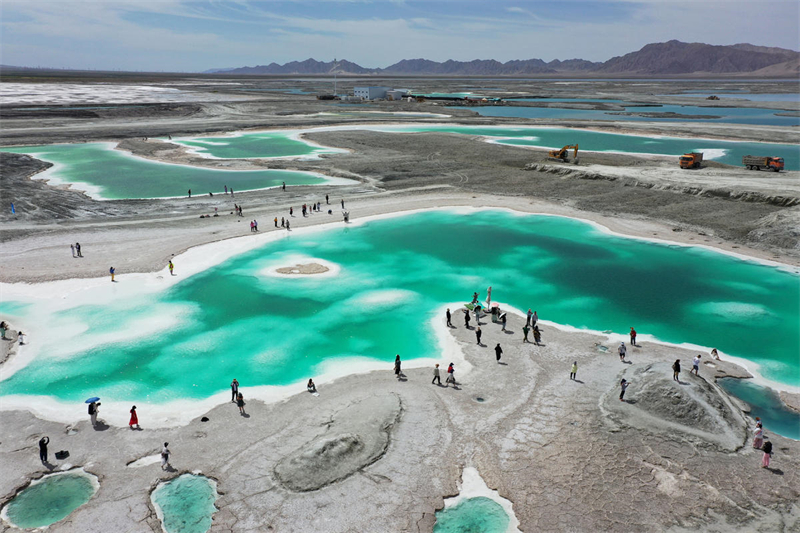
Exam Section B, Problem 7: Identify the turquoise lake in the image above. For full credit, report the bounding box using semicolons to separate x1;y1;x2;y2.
464;104;800;127
392;126;800;170
174;130;341;159
1;210;797;411
1;143;347;199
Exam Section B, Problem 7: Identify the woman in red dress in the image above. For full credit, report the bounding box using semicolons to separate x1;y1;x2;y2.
129;406;140;430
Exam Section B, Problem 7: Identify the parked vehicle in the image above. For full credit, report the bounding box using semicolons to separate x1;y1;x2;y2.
742;155;784;172
679;152;703;169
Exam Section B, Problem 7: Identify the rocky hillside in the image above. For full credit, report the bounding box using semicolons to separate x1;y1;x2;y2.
208;41;798;76
597;40;800;74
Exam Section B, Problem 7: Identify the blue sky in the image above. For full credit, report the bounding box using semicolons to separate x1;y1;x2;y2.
1;1;798;71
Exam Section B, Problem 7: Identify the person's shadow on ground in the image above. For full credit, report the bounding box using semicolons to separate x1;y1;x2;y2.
162;464;177;473
93;421;110;431
504;329;515;335
766;467;784;475
42;460;55;471
241;413;251;418
497;361;508;365
573;379;585;384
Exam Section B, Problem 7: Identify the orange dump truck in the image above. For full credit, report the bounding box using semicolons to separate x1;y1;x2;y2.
742;155;784;172
679;152;703;169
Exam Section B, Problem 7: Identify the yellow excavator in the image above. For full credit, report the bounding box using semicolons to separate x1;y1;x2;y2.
548;144;579;162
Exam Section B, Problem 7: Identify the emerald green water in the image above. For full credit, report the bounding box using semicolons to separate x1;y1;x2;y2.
433;497;510;533
2;472;97;528
175;130;341;159
0;210;798;409
1;143;343;199
151;474;218;533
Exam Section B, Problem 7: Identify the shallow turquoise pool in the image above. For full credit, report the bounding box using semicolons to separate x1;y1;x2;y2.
718;378;800;440
174;130;341;159
1;210;797;414
152;474;218;533
465;103;799;127
1;143;348;199
433;496;510;533
174;125;800;170
1;472;98;529
394;125;800;170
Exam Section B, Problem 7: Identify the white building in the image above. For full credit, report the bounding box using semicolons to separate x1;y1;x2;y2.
386;89;410;101
354;86;392;100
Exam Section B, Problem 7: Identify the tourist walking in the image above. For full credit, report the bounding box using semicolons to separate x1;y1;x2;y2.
630;327;637;346
446;363;456;386
0;321;7;340
476;327;482;345
341;199;345;208
501;313;507;331
753;421;764;449
618;342;627;362
161;443;171;470
432;364;441;385
290;207;293;216
254;219;258;232
250;221;254;232
691;354;701;375
464;309;471;328
225;185;228;194
237;392;246;415
672;359;681;381
129;406;140;429
522;325;530;343
109;267;115;282
281;217;285;228
71;244;76;257
286;220;290;230
17;331;25;344
533;326;541;346
39;436;49;463
188;189;191;198
282;182;286;191
761;440;773;468
446;308;453;327
326;194;329;204
394;354;402;378
619;379;629;401
526;308;533;326
274;217;278;228
495;343;503;363
168;261;174;276
531;311;538;326
230;379;239;402
75;242;82;257
570;361;578;380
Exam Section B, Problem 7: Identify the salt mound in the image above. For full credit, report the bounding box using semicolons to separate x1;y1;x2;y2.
274;393;401;492
602;362;747;451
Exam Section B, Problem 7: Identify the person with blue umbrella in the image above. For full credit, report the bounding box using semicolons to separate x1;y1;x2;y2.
86;397;100;426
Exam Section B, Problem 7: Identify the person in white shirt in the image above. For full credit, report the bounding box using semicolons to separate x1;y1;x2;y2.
691;355;701;375
618;342;627;362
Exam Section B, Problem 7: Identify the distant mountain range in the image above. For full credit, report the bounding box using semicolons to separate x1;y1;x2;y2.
208;41;799;76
